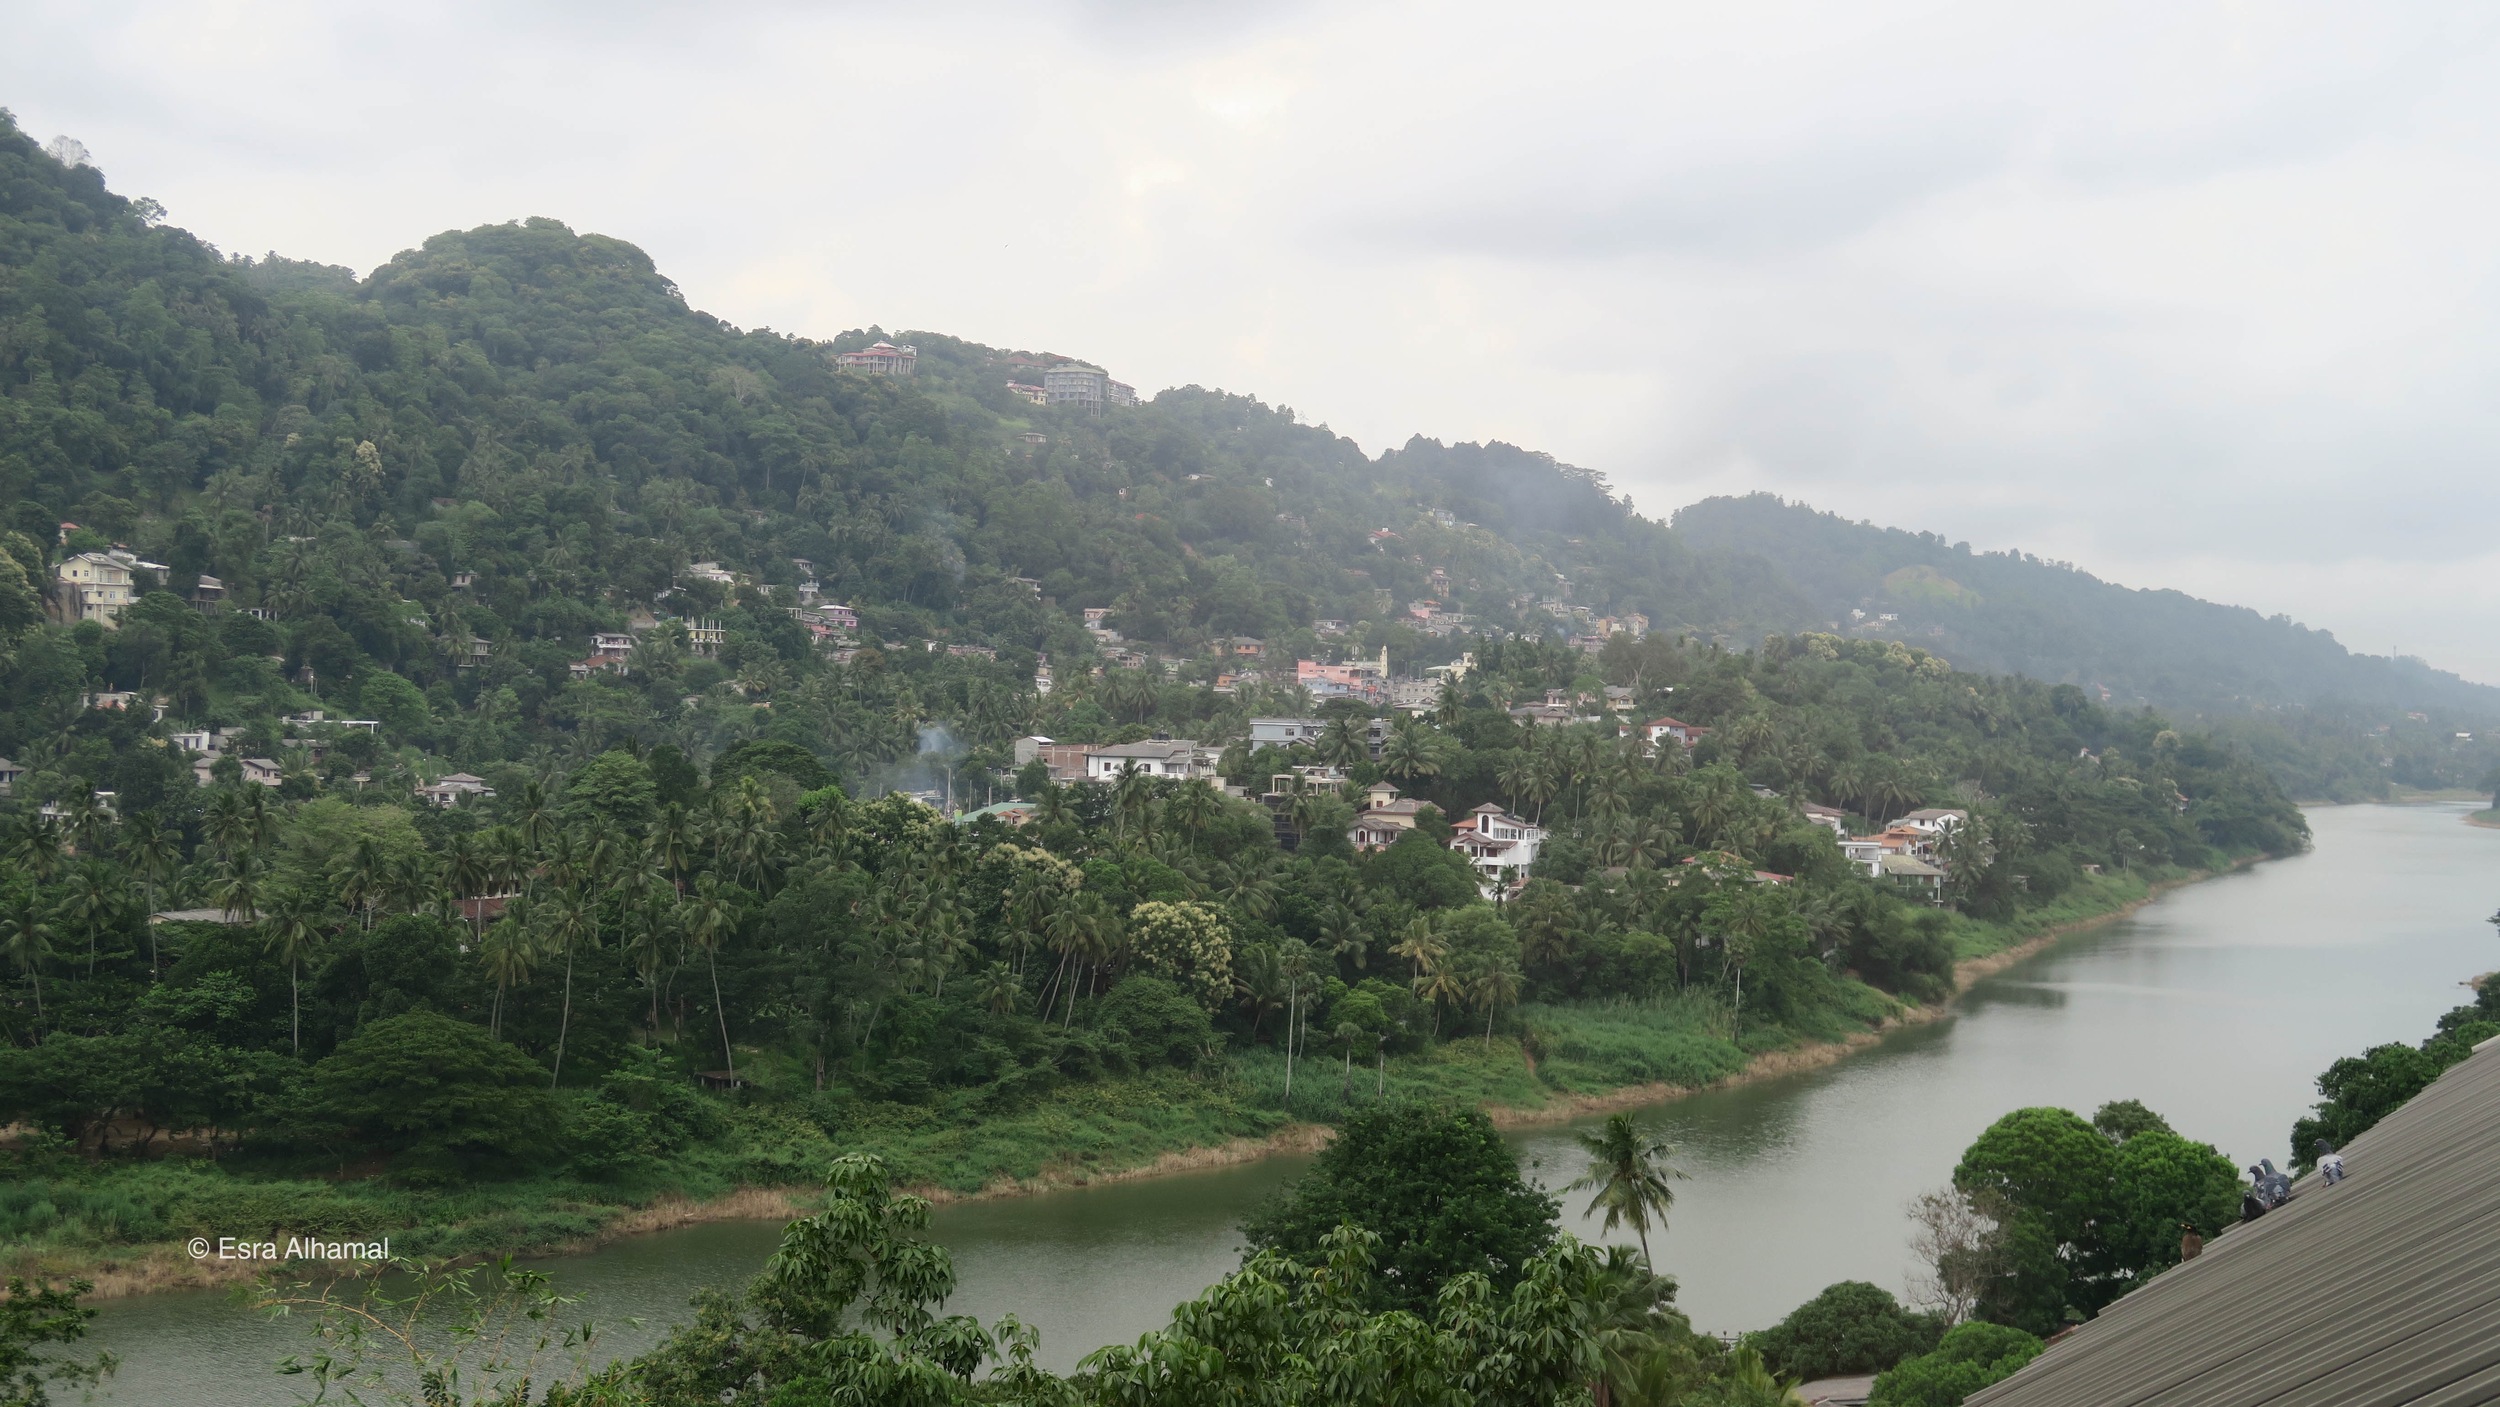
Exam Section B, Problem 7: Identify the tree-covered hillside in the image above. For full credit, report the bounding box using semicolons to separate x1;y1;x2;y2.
1675;494;2500;721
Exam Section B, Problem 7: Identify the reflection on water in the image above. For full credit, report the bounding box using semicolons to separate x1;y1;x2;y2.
86;805;2500;1396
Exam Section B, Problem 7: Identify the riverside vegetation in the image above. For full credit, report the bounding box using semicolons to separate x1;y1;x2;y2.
0;106;2318;1288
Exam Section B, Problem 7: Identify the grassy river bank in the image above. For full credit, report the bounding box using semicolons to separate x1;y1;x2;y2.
4;866;2214;1300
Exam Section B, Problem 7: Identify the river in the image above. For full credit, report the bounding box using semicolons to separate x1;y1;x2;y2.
84;803;2499;1402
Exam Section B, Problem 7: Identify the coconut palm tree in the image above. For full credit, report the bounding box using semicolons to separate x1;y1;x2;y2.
477;913;537;1041
684;873;738;1079
442;832;490;936
1565;1113;1688;1266
1381;721;1447;789
541;887;598;1088
121;810;179;974
336;835;389;932
259;887;332;1057
1389;919;1447;984
4;813;61;884
211;854;264;924
59;860;124;978
1470;959;1523;1051
3;891;56;1026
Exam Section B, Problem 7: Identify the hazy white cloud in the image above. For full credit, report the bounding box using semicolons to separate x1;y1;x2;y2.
8;0;2500;679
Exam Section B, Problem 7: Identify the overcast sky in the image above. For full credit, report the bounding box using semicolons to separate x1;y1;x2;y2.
9;1;2500;681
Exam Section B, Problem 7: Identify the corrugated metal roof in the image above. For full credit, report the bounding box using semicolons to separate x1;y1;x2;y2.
1970;1035;2500;1407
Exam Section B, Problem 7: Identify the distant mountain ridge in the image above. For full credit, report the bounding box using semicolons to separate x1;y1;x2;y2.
1670;495;2500;720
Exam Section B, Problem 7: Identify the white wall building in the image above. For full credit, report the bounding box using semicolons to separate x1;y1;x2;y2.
55;551;140;625
835;341;917;376
1082;739;1207;780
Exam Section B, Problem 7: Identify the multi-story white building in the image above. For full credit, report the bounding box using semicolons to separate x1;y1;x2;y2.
835;341;917;376
1449;803;1548;895
1042;364;1136;412
54;551;142;625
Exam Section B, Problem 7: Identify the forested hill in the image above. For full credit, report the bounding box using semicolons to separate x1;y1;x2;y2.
0;105;2484;785
1674;495;2500;719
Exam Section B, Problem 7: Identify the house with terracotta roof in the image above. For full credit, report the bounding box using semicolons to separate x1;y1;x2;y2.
835;340;917;376
1449;802;1547;895
1643;716;1711;749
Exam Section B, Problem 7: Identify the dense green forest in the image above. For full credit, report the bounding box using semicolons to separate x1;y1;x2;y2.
0;108;2312;1291
1675;497;2500;800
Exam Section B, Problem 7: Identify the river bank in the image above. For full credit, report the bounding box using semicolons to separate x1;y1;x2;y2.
10;862;2251;1300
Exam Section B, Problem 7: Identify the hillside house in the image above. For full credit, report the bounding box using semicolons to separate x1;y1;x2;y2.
1082;739;1207;781
1889;808;1968;836
53;551;143;625
1449;803;1546;895
1643;716;1711;749
834;341;917;376
416;773;495;808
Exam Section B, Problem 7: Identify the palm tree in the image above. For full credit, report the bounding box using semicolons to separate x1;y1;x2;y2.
3;891;56;1026
442;832;490;937
1565;1113;1688;1266
260;888;332;1056
972;960;1023;1017
685;874;738;1079
211;854;264;924
1389;920;1446;983
121;810;180;974
542;887;597;1088
1167;780;1221;842
60;860;124;977
514;778;558;853
477;914;537;1041
4;813;61;885
1470;959;1523;1051
203;788;249;864
1233;943;1288;1043
1318;715;1368;770
1110;762;1153;840
650;804;696;893
1381;721;1446;788
336;835;389;931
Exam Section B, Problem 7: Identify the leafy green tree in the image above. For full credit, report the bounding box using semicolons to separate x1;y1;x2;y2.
0;1277;112;1407
1750;1281;1944;1382
308;1011;555;1180
2105;1130;2242;1278
1867;1320;2043;1407
1953;1107;2116;1250
2090;1098;2172;1143
1123;901;1233;1013
563;749;660;833
1241;1102;1559;1311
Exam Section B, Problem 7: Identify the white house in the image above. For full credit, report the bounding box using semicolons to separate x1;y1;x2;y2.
1083;739;1206;781
416;772;495;807
1248;716;1388;755
1449;803;1546;895
1799;801;1848;837
834;341;917;376
1889;808;1969;836
1643;716;1711;749
54;552;138;625
0;757;21;794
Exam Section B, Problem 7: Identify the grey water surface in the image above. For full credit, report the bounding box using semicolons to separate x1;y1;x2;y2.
83;803;2499;1402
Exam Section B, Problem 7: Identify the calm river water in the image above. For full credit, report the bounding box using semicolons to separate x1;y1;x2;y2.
85;804;2500;1402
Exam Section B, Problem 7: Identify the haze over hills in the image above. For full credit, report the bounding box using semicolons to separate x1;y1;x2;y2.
0;108;2489;809
1671;495;2500;718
